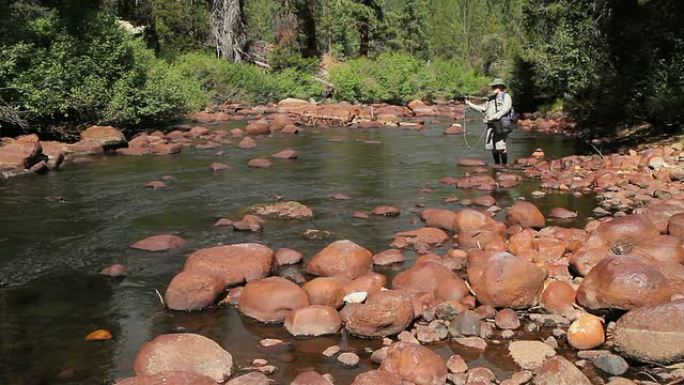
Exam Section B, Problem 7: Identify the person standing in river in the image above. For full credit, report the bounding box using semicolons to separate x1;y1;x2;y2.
465;78;514;166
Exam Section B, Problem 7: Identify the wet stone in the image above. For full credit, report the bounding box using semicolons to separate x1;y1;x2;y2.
453;337;487;351
449;310;482;337
371;347;388;364
446;354;468;373
591;353;629;376
337;352;360;367
510;370;533;384
259;338;283;348
468;367;496;383
322;345;341;357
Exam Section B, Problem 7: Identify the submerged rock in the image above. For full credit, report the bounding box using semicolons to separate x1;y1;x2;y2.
508;341;556;370
133;333;233;382
284;305;341;336
252;201;313;219
129;234;187;252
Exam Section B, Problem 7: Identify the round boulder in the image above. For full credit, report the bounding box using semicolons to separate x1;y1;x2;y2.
379;341;447;385
184;243;274;287
115;371;216;385
392;261;468;302
284;305;342;336
133;333;233;382
351;370;402;385
346;291;414;337
130;234;187;252
165;271;225;311
303;277;346;309
506;202;545;229
576;256;673;310
305;240;373;281
238;277;310;322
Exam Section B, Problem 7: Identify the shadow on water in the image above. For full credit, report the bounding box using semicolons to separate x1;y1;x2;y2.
0;118;595;384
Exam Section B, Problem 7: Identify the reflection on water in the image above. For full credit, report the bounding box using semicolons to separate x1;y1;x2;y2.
0;118;593;384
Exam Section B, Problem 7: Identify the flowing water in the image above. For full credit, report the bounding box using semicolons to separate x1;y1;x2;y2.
0;118;596;384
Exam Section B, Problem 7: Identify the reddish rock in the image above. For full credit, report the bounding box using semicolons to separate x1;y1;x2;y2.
392;261;468;302
507;202;546;229
570;245;612;277
473;195;496;207
232;215;264;232
353;211;370;219
647;200;684;232
443;124;464;135
346;291;414;337
305;240;373;281
550;207;577;219
253;201;313;219
567;314;605;350
271;149;298;159
391;227;449;251
248;158;272;168
226;372;269;385
612;299;684;364
284;305;341;336
245;120;271;136
144;181;166;189
343;273;387;295
303;277;346;308
115;371;217;385
457;158;487;167
576;256;673;310
130;234;187;252
230;128;245;138
275;248;303;265
452;208;495;231
629;235;684;264
373;249;406;266
183;243;273;287
668;213;684;241
238;137;257;149
152;142;182;155
133;333;233;382
468;252;547;308
380;342;447;385
541;281;576;314
495;309;521;330
238;277;310;322
188;126;210;138
331;192;351;200
209;162;230;171
532;356;591;385
81;125;126;147
372;205;401;216
420;208;456;231
99;264;128;277
0;141;44;170
351;370;402;385
281;124;301;134
291;371;333;385
165;271;225;311
596;214;659;252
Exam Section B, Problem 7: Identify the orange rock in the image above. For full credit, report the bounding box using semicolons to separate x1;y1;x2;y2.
567;314;605;350
542;281;576;314
85;329;112;341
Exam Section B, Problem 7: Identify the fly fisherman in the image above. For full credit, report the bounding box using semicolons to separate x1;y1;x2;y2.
465;78;514;165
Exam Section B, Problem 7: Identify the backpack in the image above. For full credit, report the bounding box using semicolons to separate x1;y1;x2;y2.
496;92;518;130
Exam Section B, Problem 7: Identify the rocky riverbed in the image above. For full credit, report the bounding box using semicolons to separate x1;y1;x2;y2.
1;99;683;385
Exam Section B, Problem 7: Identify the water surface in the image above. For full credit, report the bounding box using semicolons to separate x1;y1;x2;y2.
0;118;594;384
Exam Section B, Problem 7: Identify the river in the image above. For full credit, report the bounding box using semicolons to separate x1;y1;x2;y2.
0;118;594;384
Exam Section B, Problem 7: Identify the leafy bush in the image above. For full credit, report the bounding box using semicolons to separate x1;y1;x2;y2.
329;52;488;103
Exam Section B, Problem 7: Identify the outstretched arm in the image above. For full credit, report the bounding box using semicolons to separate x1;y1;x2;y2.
465;99;486;113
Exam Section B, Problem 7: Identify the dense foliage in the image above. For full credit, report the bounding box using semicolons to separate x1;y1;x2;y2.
1;0;682;134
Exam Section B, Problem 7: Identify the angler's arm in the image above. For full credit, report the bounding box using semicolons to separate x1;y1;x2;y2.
465;100;486;113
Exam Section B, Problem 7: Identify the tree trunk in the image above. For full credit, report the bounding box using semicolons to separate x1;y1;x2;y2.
212;0;246;62
295;0;318;58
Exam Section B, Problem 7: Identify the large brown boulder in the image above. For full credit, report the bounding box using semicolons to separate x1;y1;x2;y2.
284;305;341;336
596;215;659;253
183;243;274;287
115;371;217;385
507;202;545;229
0;140;44;170
570;245;613;277
351;370;402;385
452;208;495;232
133;333;233;382
392;261;468;302
81;125;126;147
343;272;387;295
305;240;373;281
346;291;414;337
532;356;591;385
291;371;333;385
420;209;456;231
612;300;684;364
380;342;447;385
165;271;225;311
576;256;673;310
130;234;187;252
303;277;345;309
238;277;310;322
629;235;684;264
646;200;684;233
468;252;546;308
